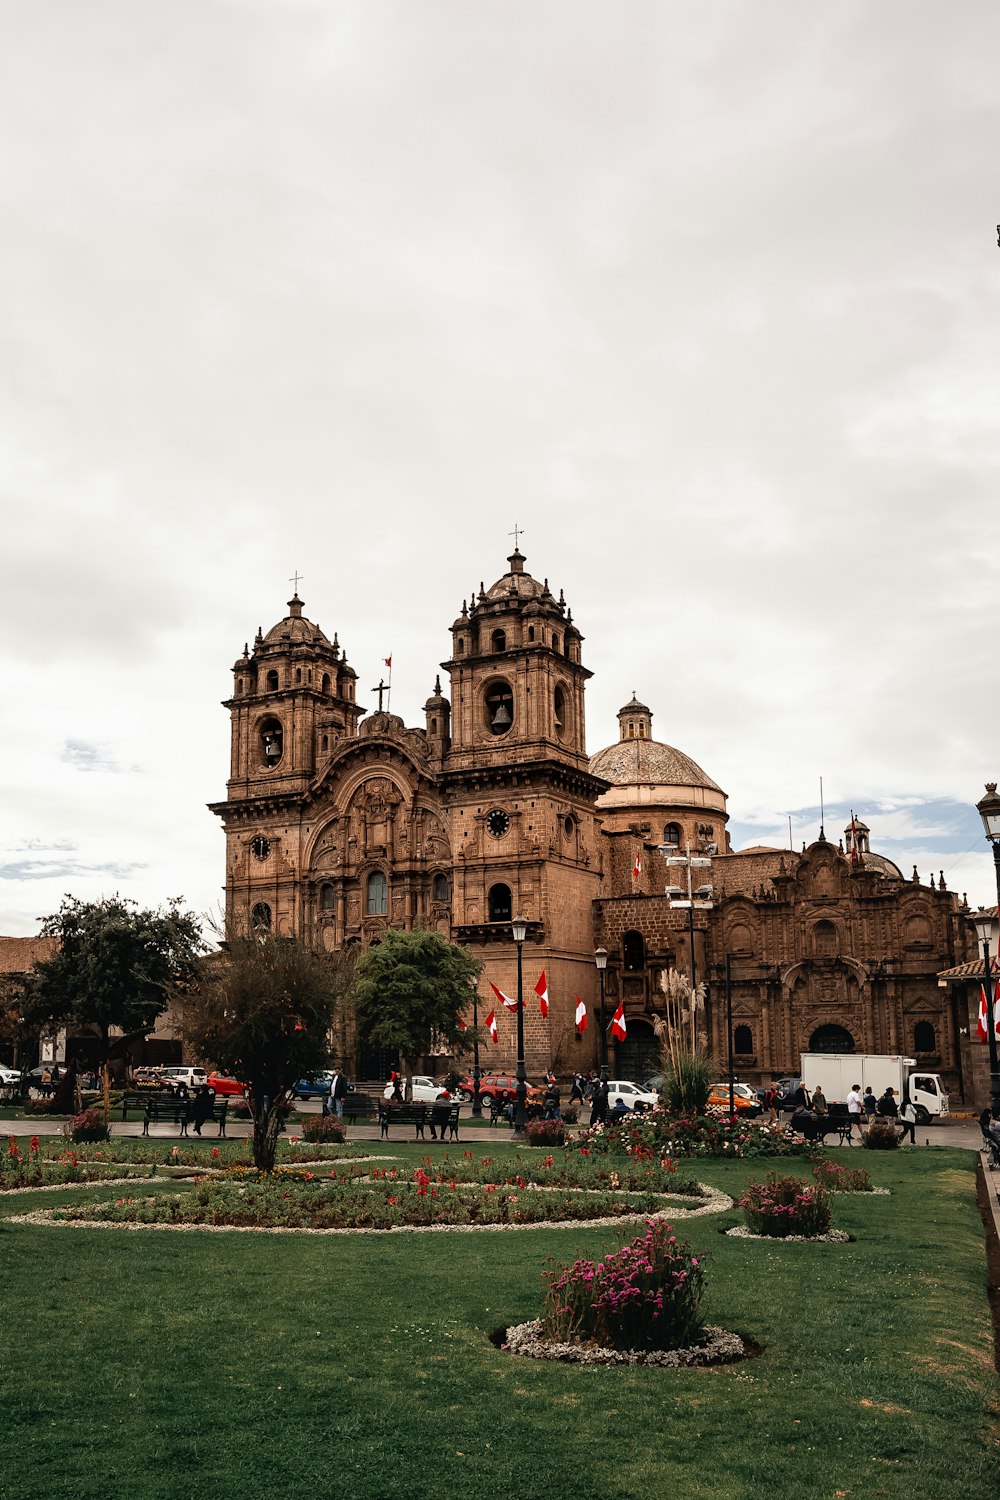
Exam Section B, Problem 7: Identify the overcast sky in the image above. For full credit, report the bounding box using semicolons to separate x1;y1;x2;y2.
3;0;1000;937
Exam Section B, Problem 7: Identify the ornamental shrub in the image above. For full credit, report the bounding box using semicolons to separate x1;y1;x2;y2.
541;1220;706;1352
523;1118;566;1148
299;1114;346;1144
810;1157;873;1193
575;1111;812;1160
739;1173;831;1238
861;1119;900;1151
68;1106;111;1144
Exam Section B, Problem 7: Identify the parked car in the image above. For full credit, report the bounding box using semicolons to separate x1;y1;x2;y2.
158;1066;208;1094
290;1074;334;1101
605;1079;660;1111
130;1067;164;1090
383;1075;451;1104
707;1082;763;1116
463;1074;545;1108
206;1073;248;1097
0;1066;21;1087
756;1077;801;1111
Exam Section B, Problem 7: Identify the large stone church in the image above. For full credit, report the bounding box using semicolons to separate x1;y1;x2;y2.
210;547;980;1100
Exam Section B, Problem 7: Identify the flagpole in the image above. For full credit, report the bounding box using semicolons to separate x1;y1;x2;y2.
471;982;482;1118
512;916;528;1137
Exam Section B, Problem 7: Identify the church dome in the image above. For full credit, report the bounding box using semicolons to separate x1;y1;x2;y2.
261;595;333;650
589;738;724;794
481;548;549;605
860;852;904;881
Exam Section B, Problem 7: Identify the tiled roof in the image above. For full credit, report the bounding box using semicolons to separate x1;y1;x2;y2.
0;936;57;974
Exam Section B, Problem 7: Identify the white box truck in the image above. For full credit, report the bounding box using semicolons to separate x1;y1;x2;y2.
800;1054;949;1124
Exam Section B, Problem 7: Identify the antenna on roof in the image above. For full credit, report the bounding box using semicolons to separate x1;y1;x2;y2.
788;814;793;850
819;776;825;841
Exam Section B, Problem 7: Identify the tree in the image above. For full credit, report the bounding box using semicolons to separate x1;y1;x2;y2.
351;928;481;1097
27;896;206;1103
187;934;355;1171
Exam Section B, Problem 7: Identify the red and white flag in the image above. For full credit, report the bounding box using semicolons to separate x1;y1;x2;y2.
457;1016;467;1031
633;848;642;879
535;970;549;1018
489;980;519;1011
384;656;392;669
610;1001;627;1042
485;1009;499;1044
978;981;1000;1042
575;997;588;1034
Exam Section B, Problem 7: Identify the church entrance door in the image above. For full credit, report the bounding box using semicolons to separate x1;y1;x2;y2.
613;1019;659;1082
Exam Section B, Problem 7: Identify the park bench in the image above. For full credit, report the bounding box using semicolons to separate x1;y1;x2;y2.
120;1091;229;1137
378;1101;461;1142
341;1091;378;1124
817;1103;856;1145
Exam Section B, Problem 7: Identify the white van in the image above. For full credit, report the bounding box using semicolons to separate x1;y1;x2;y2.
158;1066;208;1093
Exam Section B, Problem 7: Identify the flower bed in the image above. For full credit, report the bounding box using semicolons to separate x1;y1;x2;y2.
541;1219;706;1351
738;1174;832;1238
298;1115;346;1144
574;1111;814;1161
522;1119;566;1148
1;1137;162;1190
810;1157;873;1193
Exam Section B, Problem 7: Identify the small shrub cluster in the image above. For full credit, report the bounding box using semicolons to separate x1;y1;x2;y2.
68;1106;111;1143
297;1114;346;1144
523;1118;566;1148
739;1173;832;1238
862;1120;900;1151
576;1112;812;1160
560;1105;580;1126
810;1157;873;1193
541;1220;706;1351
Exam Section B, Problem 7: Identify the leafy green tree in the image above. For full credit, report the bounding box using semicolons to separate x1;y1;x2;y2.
27;896;206;1102
187;935;355;1171
351;928;481;1096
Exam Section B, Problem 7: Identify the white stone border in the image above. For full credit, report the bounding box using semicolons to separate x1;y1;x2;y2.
725;1225;851;1243
504;1319;746;1367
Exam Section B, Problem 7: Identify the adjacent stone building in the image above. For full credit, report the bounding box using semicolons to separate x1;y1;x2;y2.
212;548;980;1099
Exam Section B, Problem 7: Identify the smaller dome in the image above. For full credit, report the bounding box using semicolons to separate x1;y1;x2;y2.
589;738;723;794
859;852;903;881
261;595;333;649
619;692;651;717
481;549;548;605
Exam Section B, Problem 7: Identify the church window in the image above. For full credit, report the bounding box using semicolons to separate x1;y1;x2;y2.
491;629;506;653
484;680;514;735
322;673;331;694
623;931;645;970
563;815;574;837
237;679;244;696
551;632;560;653
432;873;449;903
488;883;512;923
527;626;535;642
431;717;437;733
663;823;681;848
319;883;334;911
914;1020;936;1052
813;920;838;958
366;871;388;916
553;685;567;740
628;722;635;738
321;734;329;752
638;723;645;738
266;670;279;692
259;717;283;768
734;1024;753;1054
251;902;271;931
295;668;302;683
457;638;465;655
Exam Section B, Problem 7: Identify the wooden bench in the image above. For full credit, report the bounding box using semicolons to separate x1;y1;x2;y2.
120;1091;229;1137
378;1101;461;1141
341;1091;378;1124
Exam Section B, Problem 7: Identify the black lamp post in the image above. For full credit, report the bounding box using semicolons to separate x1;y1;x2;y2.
725;954;735;1115
595;947;609;1083
470;982;482;1118
512;915;528;1136
975;785;1000;1115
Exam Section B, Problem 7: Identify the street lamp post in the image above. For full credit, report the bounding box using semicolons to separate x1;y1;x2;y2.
470;982;482;1118
725;954;735;1115
975;785;1000;1115
594;948;609;1083
512;915;528;1136
659;841;713;992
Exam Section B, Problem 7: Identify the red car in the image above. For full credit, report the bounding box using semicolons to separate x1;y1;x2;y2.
460;1074;544;1106
206;1073;248;1097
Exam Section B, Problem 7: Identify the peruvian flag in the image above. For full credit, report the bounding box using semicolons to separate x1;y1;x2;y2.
535;970;549;1018
489;980;519;1011
575;997;588;1034
484;1009;499;1045
457;1016;468;1031
384;656;392;669
610;1001;627;1042
978;980;1000;1042
633;847;642;879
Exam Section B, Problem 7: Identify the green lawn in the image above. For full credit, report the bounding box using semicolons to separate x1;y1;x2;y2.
1;1142;997;1500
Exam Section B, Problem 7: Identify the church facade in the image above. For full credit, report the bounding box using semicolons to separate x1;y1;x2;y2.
210;548;980;1100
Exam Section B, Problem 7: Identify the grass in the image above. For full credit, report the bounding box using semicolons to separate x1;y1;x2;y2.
0;1143;997;1500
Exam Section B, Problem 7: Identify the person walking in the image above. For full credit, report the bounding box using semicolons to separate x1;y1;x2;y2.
899;1092;918;1145
764;1083;779;1123
846;1082;864;1139
589;1078;609;1128
792;1081;811;1111
877;1086;898;1120
862;1085;878;1121
569;1073;585;1105
811;1085;828;1115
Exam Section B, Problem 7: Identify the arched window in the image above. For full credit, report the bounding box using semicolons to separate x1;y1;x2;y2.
553;684;567;739
319;884;334;911
809;1024;855;1054
321;734;329;752
491;629;506;653
430;717;438;733
663;823;681;848
237;679;244;696
266;670;279;692
366;871;388;916
734;1024;753;1054
527;625;535;642
251;902;271;931
551;632;560;654
259;717;283;768
322;673;331;694
623;930;645;971
485;681;514;735
295;668;302;683
432;873;449;903
457;638;465;656
812;920;838;959
914;1020;936;1052
488;883;512;923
